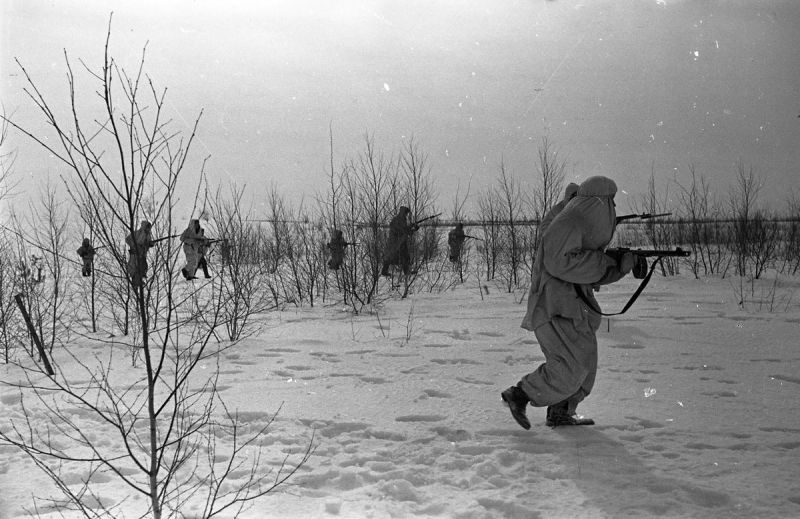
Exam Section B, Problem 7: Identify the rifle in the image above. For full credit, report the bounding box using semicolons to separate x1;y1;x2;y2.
616;212;671;224
412;213;442;228
464;234;484;241
576;247;691;316
329;241;359;248
150;234;180;244
606;246;690;259
606;247;690;279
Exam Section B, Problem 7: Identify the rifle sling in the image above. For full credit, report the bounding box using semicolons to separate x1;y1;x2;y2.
574;256;664;316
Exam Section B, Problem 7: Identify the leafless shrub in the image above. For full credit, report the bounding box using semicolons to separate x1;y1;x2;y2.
632;166;680;275
781;190;800;275
732;271;797;313
728;160;764;278
208;183;276;341
495;160;526;292
8;184;74;357
476;187;502;281
0;236;24;363
674;164;731;278
291;207;328;307
447;180;473;283
523;137;567;278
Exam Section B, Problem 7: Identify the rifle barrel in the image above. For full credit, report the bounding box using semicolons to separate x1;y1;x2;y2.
611;247;690;257
414;213;443;226
616;212;672;223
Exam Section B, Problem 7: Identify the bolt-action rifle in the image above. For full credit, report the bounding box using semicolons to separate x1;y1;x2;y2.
615;212;671;224
577;246;691;316
150;234;180;245
412;213;442;229
605;247;690;279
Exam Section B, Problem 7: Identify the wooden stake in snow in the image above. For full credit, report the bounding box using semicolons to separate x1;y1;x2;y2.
14;293;54;376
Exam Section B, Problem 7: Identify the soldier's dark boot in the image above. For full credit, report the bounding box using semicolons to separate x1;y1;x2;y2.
546;401;595;427
501;385;531;430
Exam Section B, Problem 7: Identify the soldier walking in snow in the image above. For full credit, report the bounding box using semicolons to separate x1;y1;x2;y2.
76;238;96;277
180;219;204;280
381;206;418;277
196;228;212;279
327;229;348;270
220;238;232;267
126;220;153;288
448;223;466;263
501;176;636;428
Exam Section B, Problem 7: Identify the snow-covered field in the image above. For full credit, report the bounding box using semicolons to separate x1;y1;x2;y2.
2;273;799;518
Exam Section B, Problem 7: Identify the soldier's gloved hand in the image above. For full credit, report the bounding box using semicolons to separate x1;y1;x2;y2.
619;252;636;274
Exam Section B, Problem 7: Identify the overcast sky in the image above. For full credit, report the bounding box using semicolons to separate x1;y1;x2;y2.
2;0;799;217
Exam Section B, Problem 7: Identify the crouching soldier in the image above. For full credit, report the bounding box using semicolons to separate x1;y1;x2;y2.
77;238;96;277
448;223;466;263
126;221;153;288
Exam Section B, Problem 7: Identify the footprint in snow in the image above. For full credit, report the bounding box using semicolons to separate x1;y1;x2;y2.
455;376;493;386
422;389;453;398
625;416;666;429
395;414;446;423
700;390;738;398
430;358;480;365
477;331;503;338
360;376;389;384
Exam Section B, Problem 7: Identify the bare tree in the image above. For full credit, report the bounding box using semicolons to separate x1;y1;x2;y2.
674;164;731;278
448;179;472;283
476;185;501;281
355;133;398;296
495;159;525;291
0;111;23;363
1;20;310;517
5;182;75;361
633;165;679;275
208;183;275;341
782;190;800;275
524;137;567;277
397;137;439;298
530;136;566;222
291;204;328;307
0;234;24;364
727;160;776;279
